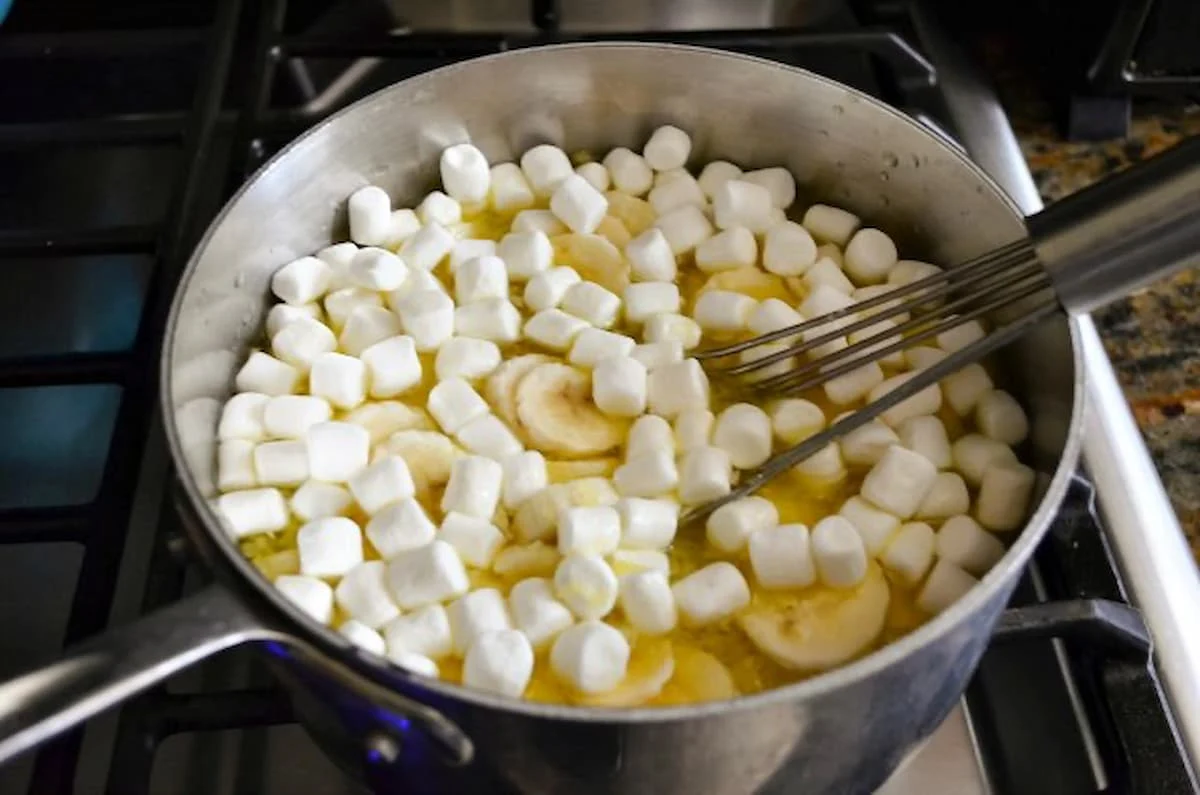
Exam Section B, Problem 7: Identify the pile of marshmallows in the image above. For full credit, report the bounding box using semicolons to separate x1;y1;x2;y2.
212;124;1037;700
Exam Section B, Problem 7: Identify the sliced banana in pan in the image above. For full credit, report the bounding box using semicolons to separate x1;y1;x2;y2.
379;430;461;496
700;266;793;304
516;363;626;458
655;645;739;704
575;638;675;707
485;353;552;429
551;233;631;294
738;562;891;673
604;192;657;237
546;457;620;483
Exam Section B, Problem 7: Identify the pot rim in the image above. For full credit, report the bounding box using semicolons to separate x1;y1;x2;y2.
161;41;1086;724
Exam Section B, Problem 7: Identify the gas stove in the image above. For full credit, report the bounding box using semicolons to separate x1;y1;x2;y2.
1;1;1198;793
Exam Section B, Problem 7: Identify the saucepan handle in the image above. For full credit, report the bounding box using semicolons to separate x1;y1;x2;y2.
0;584;473;768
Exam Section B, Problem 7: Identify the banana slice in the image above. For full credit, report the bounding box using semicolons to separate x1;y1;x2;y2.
253;548;299;580
380;430;462;496
485;354;552;429
516;363;625;458
595;216;633;249
655;645;739;704
738;562;891;673
576;638;675;707
700;267;793;303
546;457;620;483
551;233;631;294
604;192;657;236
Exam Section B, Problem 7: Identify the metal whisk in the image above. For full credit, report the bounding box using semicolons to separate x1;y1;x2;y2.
682;134;1200;525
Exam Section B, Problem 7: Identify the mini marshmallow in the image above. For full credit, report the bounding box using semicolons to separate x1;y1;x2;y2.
524;266;582;312
848;317;906;369
450;239;497;273
898;415;953;469
263;395;332;440
521;144;573;197
272;316;337;371
340;620;386;655
839;496;901;556
348;456;415;515
798;285;856;357
385;540;470;609
880;521;936;585
937;515;1005;575
216;440;256;491
802;204;861;246
426;378;489;434
976;390;1029;446
805;258;856;295
824;362;886;406
366;498;437;559
448;588;513;654
463;629;534;697
390;651;440;677
440;143;490;204
399;222;455;272
339;306;402;357
435;337;501;382
678;446;732;504
647;358;710;418
942;364;995;416
613;451;678;498
916;472;970;520
348;185;392;246
568;327;636;368
697;160;743;199
792;442;847;483
384;603;454;658
626;414;675;460
631;340;684;371
493;542;560;580
335;561;401;629
525;309;590;352
316;242;359;285
558;505;621;557
936;319;987;353
742;167;795;208
441;455;503;519
266;303;323;339
889;259;943;286
512;209;568;236
610;549;670;577
712;179;775;233
297;516;364;578
497;230;553;281
254;440;309;486
839;418;901;467
623;283;681;325
739;342;792;382
382;209;422;250
575;161;610;192
672;562;750;625
308;352;366;410
643;313;702;349
550;173;609;234
325;287;384;331
603;148;654;196
917;559;978;614
551;619;630;693
455;298;523;343
868;373;943;427
952;434;1018;485
648;172;705;214
906;346;947;371
762;221;819;276
396;289;455;351
291;480;353;522
554;554;619;620
360;335;422;399
693;290;757;333
811;515;869;588
509;577;575;648
695;227;757;273
615;497;678;549
306;421;370;483
655;204;714;254
706;496;778;553
712;403;773;469
976;462;1036;532
503;451;548;511
456;414;523;460
643;125;691;171
217;488;289;537
348;247;408;292
844;228;898;285
748;299;804;338
219;392;270;441
618;570;677;635
490;162;537;213
750;523;817;589
454;255;508;305
770;399;825;445
276;575;334;624
272;256;332;306
561;281;622;328
592;356;648;417
625;228;677;282
861;445;938;519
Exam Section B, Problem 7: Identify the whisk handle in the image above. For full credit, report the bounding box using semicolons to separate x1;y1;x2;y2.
1028;134;1200;315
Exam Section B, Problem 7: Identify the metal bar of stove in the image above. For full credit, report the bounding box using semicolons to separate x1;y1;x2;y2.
151;690;296;735
0;29;205;59
0;117;185;148
225;0;288;188
0;505;88;544
0;351;128;388
0;225;159;258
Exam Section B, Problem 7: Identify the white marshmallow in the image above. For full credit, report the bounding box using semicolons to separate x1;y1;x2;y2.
697;160;743;199
770;398;825;445
263;395;332;439
551;620;630;693
678;446;732;504
618;571;677;635
797;285;856;357
898;415;952;469
273;256;332;306
804;257;855;295
219;392;270;441
348;247;408;292
839;418;901;467
976;462;1036;532
905;346;947;371
642;124;691;171
489;162;536;213
792;442;847;483
802;204;861;246
623;283;681;325
550;173;609;234
647;358;710;418
592;356;648;417
306;421;370;483
340;620;387;655
615;497;678;549
316;241;359;285
266;303;323;339
937;515;1005;575
839;496;901;556
844;228;898;285
254;440;309;486
512;209;567;236
339;306;401;357
385;540;470;609
554;554;619;620
824;362;886;406
276;575;334;624
936;319;987;353
449;239;497;274
524;266;581;312
441;455;503;520
916;472;970;520
558;505;621;557
271;316;337;371
748;299;804;339
625;228;677;282
811;515;869;588
880;521;936;585
613;451;678;498
309;352;367;410
712;179;775;233
976;390;1029;446
454;255;508;305
762;220;820;277
603;148;654;196
456;414;523;460
448;588;513;654
942;364;995;416
861;445;938;519
396;289;455;352
750;523;817;589
917;560;978;614
561;281;621;328
382;209;423;250
463;629;534;697
626;414;674;460
575;161;610;192
325;287;384;331
952;434;1018;485
631;340;684;372
399;222;455;272
502;451;548;511
648;172;705;214
738;342;793;382
349;456;415;515
525;309;589;352
435;337;501;382
672;562;750;625
509;577;574;648
610;549;671;577
297;516;364;578
643;313;702;350
889;259;942;286
217;440;257;491
389;651;440;677
848;317;906;369
384;603;453;658
440;143;490;204
694;227;757;273
492;542;560;580
706;496;778;553
742;167;795;208
693;290;757;333
366;498;437;559
567;327;636;368
455;298;522;343
712;403;773;469
868;373;943;427
521;144;573;197
216;487;288;537
655;204;714;254
348;185;392;246
335;561;401;629
427;377;488;434
513;486;573;542
292;480;353;522
497;230;553;282
359;335;421;399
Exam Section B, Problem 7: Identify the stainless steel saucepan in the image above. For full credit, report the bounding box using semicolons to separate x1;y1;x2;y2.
0;44;1092;794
